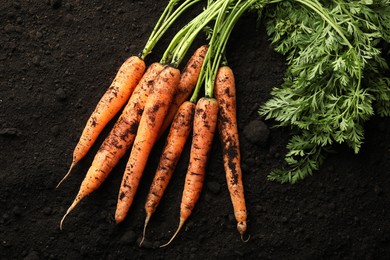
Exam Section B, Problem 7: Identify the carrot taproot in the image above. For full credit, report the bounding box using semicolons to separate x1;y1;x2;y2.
214;66;248;241
57;56;146;188
59;63;164;230
115;65;181;224
159;45;208;135
140;101;195;245
160;97;218;247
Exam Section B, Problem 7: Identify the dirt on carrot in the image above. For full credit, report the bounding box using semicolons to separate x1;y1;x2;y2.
141;100;195;245
115;65;181;224
58;62;165;230
58;56;146;188
160;45;208;135
214;66;248;240
161;97;219;247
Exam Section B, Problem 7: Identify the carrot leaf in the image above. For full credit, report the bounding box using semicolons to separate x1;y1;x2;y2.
259;0;390;183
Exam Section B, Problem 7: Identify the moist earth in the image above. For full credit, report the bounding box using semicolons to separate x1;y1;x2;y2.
1;1;390;259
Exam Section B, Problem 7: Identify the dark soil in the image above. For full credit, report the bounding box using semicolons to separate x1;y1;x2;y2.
1;1;390;259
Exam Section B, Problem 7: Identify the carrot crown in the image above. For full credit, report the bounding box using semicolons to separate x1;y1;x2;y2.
191;0;260;101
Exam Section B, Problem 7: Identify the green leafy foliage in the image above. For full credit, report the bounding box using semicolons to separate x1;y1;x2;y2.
259;0;390;183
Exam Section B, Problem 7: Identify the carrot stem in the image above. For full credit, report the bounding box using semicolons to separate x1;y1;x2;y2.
141;0;201;60
192;0;234;99
161;0;226;67
160;21;193;65
170;0;225;67
194;0;255;98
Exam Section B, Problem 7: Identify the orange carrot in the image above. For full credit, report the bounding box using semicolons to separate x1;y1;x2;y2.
58;56;146;187
159;45;208;135
59;63;164;230
160;97;218;247
140;101;195;245
115;65;181;224
214;66;248;240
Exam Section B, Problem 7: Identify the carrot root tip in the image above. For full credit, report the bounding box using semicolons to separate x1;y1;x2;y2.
59;199;79;230
160;219;185;248
115;214;124;224
241;233;251;243
139;214;151;247
56;162;76;188
59;211;69;231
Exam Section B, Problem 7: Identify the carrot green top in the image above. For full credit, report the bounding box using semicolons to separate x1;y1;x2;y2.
190;0;261;102
160;0;226;67
140;0;201;60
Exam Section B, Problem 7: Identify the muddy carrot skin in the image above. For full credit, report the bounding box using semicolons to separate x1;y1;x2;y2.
115;66;181;224
59;63;163;230
58;56;146;187
84;63;165;184
159;45;208;135
161;97;218;247
141;101;195;244
214;66;248;239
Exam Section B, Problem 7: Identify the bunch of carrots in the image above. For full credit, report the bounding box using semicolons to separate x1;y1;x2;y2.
58;0;261;246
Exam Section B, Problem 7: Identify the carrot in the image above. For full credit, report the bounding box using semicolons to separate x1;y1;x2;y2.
115;65;181;224
140;101;195;245
57;0;199;188
59;63;164;230
214;66;248;241
159;45;208;135
160;97;218;247
57;56;146;188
